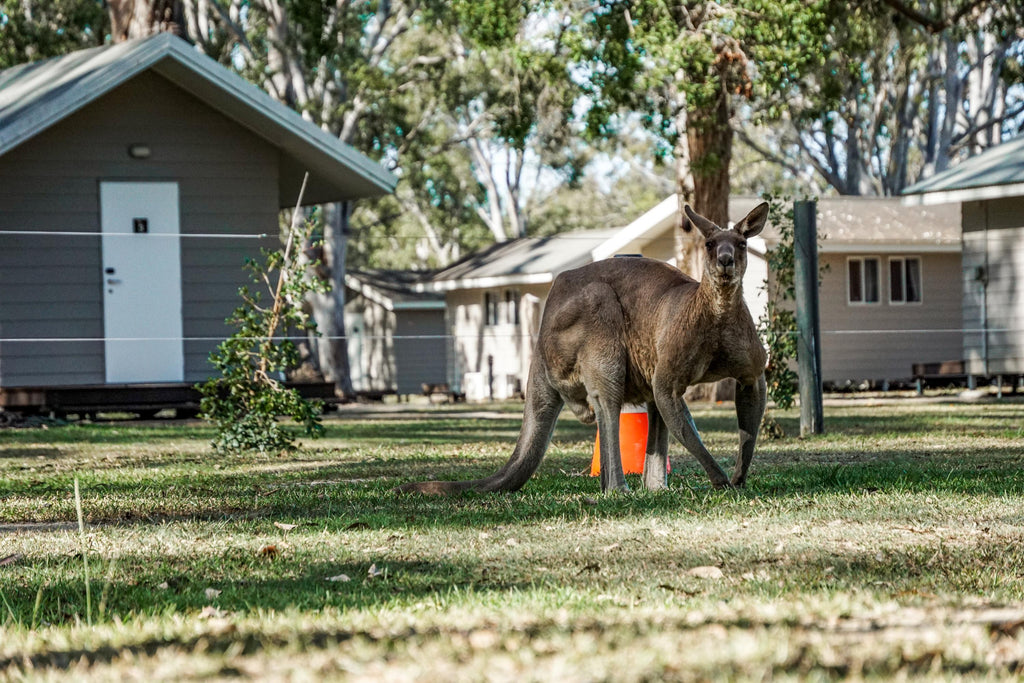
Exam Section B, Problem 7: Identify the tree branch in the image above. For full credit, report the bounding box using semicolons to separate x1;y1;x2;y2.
876;0;990;33
950;100;1024;150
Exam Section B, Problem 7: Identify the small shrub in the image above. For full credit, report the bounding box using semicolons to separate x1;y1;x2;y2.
198;182;327;453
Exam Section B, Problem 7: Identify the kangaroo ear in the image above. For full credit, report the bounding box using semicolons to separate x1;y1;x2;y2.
683;205;721;238
734;202;769;238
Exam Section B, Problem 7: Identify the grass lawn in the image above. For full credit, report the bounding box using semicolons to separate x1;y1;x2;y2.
2;397;1024;680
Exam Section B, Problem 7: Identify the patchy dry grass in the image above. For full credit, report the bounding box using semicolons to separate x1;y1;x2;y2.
1;398;1024;680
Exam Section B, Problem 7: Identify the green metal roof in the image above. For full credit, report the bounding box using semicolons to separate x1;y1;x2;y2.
903;135;1024;205
0;33;396;205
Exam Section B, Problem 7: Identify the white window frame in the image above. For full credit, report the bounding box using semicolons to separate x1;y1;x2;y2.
888;256;923;305
847;256;881;306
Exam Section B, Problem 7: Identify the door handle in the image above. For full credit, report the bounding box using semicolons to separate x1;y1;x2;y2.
107;278;122;285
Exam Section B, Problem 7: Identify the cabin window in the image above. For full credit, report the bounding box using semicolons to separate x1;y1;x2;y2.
503;289;520;325
484;292;499;326
847;257;880;304
889;257;922;304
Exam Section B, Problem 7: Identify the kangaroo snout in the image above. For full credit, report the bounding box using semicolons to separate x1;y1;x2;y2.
715;249;737;278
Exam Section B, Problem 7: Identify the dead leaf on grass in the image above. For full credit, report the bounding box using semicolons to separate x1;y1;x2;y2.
367;563;384;578
198;605;225;619
327;574;351;583
686;566;724;580
0;554;23;567
258;545;279;559
204;588;222;600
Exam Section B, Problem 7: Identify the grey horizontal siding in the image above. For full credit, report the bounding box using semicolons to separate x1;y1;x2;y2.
0;342;104;386
2;304;101;322
0;70;281;387
181;235;279;382
0;231;103;386
817;252;963;382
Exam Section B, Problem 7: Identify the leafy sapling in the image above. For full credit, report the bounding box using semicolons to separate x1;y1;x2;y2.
198;175;329;453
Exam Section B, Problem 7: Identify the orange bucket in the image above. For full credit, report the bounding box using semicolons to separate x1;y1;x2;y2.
590;408;669;476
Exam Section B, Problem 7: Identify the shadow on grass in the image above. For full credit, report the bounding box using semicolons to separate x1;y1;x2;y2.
3;447;1023;532
3;402;1024;530
6;527;1024;673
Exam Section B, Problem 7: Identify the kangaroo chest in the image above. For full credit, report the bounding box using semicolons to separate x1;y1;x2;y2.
659;312;764;387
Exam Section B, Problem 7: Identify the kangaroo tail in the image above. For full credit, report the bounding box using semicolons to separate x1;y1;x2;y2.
396;365;563;495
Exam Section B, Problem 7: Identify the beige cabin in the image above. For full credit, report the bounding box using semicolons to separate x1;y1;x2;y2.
421;196;963;398
905;135;1024;379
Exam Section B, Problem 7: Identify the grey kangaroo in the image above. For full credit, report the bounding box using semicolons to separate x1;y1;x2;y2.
398;202;770;494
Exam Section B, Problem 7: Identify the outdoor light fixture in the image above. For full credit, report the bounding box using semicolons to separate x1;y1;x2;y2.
127;143;151;159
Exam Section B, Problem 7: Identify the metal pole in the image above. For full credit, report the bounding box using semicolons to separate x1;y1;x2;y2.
793;200;824;435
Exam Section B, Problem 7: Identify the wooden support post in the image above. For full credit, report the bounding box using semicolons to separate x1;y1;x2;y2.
793;200;824;436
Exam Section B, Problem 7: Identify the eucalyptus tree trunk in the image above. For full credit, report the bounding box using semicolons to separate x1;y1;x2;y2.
686;96;732;229
675;84;732;274
108;0;185;41
309;202;356;399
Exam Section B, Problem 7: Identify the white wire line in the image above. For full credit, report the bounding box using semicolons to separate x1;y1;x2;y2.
0;230;624;241
0;329;1020;344
0;334;455;343
0;230;272;239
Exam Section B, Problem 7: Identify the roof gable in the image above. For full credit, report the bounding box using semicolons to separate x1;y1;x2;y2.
598;195;961;255
0;33;396;205
426;229;620;291
903;135;1024;205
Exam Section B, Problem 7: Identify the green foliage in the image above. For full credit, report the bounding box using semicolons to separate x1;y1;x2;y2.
0;0;106;68
197;211;328;454
757;195;800;432
573;0;829;146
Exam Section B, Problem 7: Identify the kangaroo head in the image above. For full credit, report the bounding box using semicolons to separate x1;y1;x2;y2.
684;202;769;285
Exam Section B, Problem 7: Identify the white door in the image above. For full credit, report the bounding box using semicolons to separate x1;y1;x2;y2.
100;182;184;384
